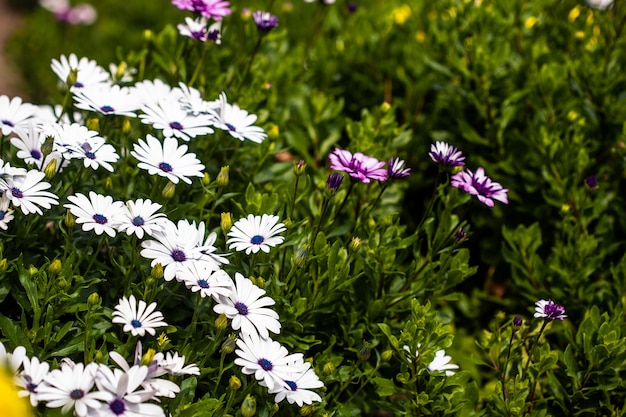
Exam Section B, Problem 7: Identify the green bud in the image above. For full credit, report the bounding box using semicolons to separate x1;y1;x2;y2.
255;276;265;288
94;350;104;362
382;349;393;361
115;62;128;81
103;177;113;192
220;212;232;234
162;182;176;199
292;245;310;268
241;394;256;417
43;158;58;180
151;263;163;280
229;375;242;391
85;118;99;131
357;341;372;361
66;68;79;87
122;118;131;134
0;259;7;273
143;29;154;42
41;135;55;156
28;265;38;277
381;101;391;112
349;237;362;252
221;334;237;354
322;362;335;376
215;313;228;331
268;124;279;140
87;292;101;307
141;349;156;366
216;166;229;187
65;209;76;228
300;404;315;416
57;277;68;290
294;159;306;177
202;172;211;186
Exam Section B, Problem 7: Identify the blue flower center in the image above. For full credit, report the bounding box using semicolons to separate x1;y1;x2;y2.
250;235;264;245
0;211;5;220
171;249;187;262
93;214;108;224
109;398;126;415
198;279;210;288
10;187;23;199
27;382;38;392
285;380;297;391
191;30;206;40
85;151;96;160
208;30;220;42
101;105;115;113
30;149;42;160
131;319;142;328
74;81;84;88
1;119;14;127
225;123;236;132
69;389;85;399
258;358;273;371
132;216;145;226
159;162;173;172
234;302;249;316
169;121;183;130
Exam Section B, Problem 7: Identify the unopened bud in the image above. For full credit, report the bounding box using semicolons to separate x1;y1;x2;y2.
268;124;279;140
65;209;76;228
48;259;62;275
57;277;68;290
357;341;371;361
216;166;229;187
215;313;228;331
221;335;237;354
103;177;113;192
241;394;256;417
143;29;154;42
292;245;310;267
220;212;232;233
513;316;523;327
229;375;241;391
349;237;362;252
141;349;156;366
151;263;164;279
28;265;38;277
300;404;315;416
87;292;101;306
294;159;306;177
94;351;104;362
381;101;391;112
67;68;79;87
41;135;54;156
162;182;176;199
122;118;131;134
382;349;393;361
202;172;211;186
115;62;128;80
0;259;7;273
255;276;265;288
86;118;99;131
44;158;58;180
322;362;335;376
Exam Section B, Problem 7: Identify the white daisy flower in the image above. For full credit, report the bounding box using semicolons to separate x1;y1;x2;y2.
175;82;213;117
132;79;177;108
403;345;459;376
0;95;37;136
130;135;205;184
112;295;168;337
1;169;59;215
94;365;164;417
587;0;613;10
17;355;50;407
108;62;137;84
64;192;125;237
209;92;266;143
213;272;281;339
268;364;324;406
74;136;119;172
177;16;211;42
157;352;200;376
117;199;168;239
0;341;27;374
0;194;15;230
192;220;230;265
40;122;100;160
11;122;46;166
234;331;306;390
73;84;140;117
37;361;106;417
179;263;232;299
50;54;110;90
140;219;226;282
139;100;214;140
227;214;286;255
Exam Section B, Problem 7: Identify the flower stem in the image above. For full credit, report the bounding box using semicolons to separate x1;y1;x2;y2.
523;320;548;374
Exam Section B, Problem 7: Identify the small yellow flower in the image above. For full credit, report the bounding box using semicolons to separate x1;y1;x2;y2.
392;4;412;25
415;30;426;43
568;6;580;22
524;16;538;29
0;368;32;417
575;30;585;39
561;204;571;214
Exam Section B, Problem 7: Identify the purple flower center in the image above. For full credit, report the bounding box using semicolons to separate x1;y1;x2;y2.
131;319;142;328
10;187;23;199
100;105;115;113
208;29;220;42
30;149;42;160
191;29;206;40
285;380;297;391
93;214;108;224
225;123;236;132
544;302;566;320
158;162;173;172
74;81;84;88
169;121;183;130
85;151;96;160
198;279;209;288
258;358;273;371
234;302;249;316
0;211;5;220
69;389;85;399
109;398;126;415
132;216;145;226
250;235;264;245
27;382;38;392
171;249;187;262
1;119;14;127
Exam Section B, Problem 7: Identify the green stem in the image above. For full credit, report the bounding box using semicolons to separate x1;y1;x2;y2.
523;320;549;374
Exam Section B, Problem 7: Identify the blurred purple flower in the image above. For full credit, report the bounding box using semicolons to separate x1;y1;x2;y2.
451;167;508;207
172;0;231;20
326;173;343;191
253;11;279;32
329;148;387;184
585;175;598;189
387;157;411;179
534;300;567;321
429;141;465;168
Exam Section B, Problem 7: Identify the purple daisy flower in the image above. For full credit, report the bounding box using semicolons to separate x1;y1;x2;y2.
253;11;279;32
172;0;231;20
329;148;387;184
450;167;508;207
534;299;567;321
387;157;411;179
429;141;465;167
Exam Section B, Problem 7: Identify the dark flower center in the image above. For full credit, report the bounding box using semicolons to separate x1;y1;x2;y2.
250;235;264;245
225;123;236;132
69;389;85;399
101;105;115;113
85;151;96;160
234;302;249;316
545;302;565;319
158;162;173;172
30;149;42;160
93;214;108;224
0;210;5;220
74;82;84;88
198;279;210;288
10;187;23;199
208;30;220;42
258;358;273;371
109;398;126;415
1;119;14;127
132;216;145;226
27;382;38;393
171;249;187;262
169;121;183;130
191;30;206;40
285;380;297;391
131;319;142;328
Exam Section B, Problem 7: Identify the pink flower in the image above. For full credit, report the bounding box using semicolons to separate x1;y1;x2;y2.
450;167;508;207
172;0;231;20
328;148;387;184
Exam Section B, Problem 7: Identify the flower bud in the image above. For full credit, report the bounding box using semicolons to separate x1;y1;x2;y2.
292;245;310;267
28;265;38;277
381;101;391;112
151;263;163;280
0;259;7;273
115;62;128;81
103;177;113;192
513;316;523;327
202;172;211;186
162;182;176;199
216;166;229;187
322;362;335;376
300;404;315;416
65;209;76;228
382;349;393;361
122;117;131;134
220;212;232;234
349;237;362;252
44;158;58;180
326;173;343;193
229;375;242;391
48;259;62;276
241;394;256;417
255;276;265;288
57;277;68;290
94;350;104;362
143;29;153;42
221;335;237;354
268;124;280;140
141;349;156;366
454;228;467;242
215;313;228;331
41;135;55;156
86;118;99;131
87;292;101;307
66;68;79;87
357;341;371;361
157;333;170;349
293;159;306;177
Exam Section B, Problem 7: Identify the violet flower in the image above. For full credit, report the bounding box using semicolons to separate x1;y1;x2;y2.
534;300;567;321
450;167;508;207
253;11;279;32
328;148;387;184
429;141;465;168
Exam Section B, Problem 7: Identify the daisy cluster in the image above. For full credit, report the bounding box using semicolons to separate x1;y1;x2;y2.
329;147;411;184
1;340;198;417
